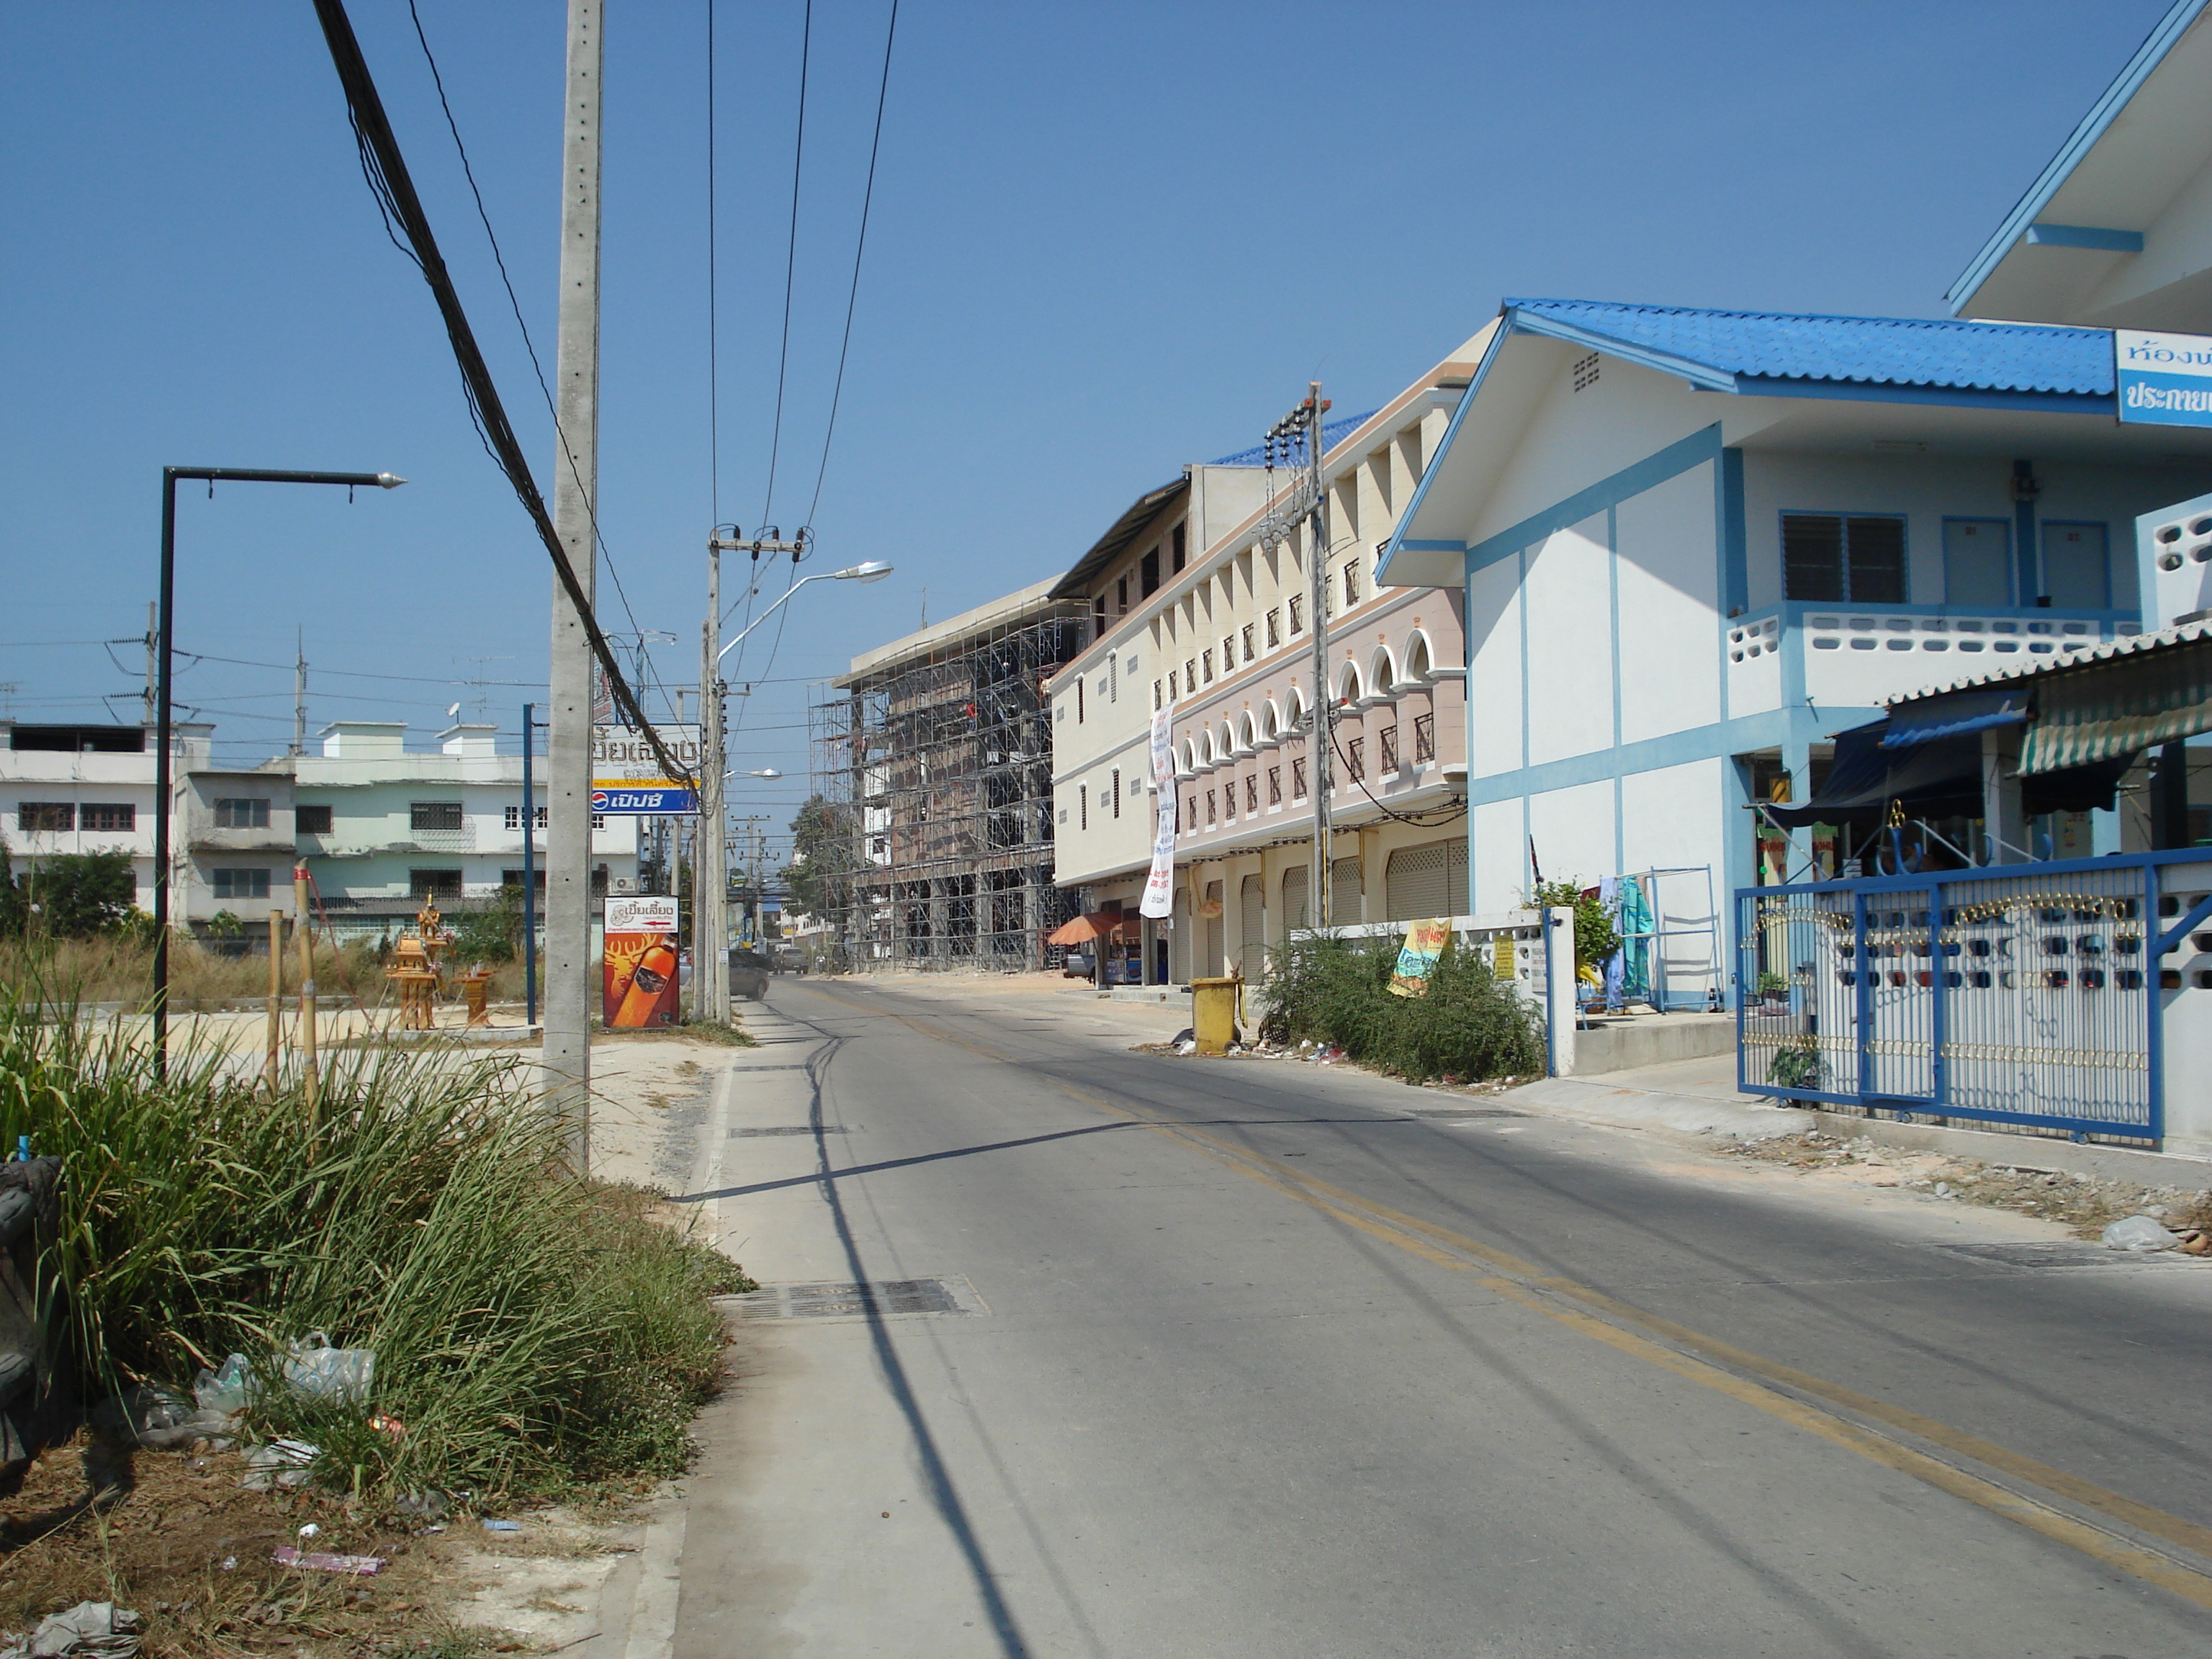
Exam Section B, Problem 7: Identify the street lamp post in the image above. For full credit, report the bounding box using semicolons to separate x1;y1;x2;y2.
153;466;404;1073
690;556;890;1022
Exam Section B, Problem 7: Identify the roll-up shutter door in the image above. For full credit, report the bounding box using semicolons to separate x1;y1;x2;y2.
1331;856;1364;925
1385;837;1470;921
1240;873;1267;981
1204;880;1226;977
1281;866;1309;931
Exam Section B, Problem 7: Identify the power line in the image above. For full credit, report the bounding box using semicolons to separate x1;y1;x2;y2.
309;0;686;785
757;0;812;529
805;0;899;528
402;0;647;645
707;0;720;531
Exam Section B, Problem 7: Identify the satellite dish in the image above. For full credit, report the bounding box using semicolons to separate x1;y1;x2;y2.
446;702;462;719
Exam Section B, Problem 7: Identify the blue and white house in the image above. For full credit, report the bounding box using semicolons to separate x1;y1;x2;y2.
1375;299;2212;1009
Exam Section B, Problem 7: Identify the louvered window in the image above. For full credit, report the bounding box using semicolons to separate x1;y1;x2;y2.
1783;513;1906;603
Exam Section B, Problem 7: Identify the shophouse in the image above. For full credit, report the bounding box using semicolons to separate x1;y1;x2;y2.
1374;297;2212;1004
1049;333;1489;983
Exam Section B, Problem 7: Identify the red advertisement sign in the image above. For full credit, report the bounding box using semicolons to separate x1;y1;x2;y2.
603;896;682;1028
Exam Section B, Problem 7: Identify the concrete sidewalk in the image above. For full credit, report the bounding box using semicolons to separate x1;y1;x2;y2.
1508;1049;2212;1188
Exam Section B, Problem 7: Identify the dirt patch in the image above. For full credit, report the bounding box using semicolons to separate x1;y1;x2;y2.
1719;1130;2212;1238
1;1438;662;1658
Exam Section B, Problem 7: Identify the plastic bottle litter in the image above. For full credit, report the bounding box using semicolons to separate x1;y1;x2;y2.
273;1547;383;1576
282;1332;375;1406
481;1519;521;1533
2102;1214;2178;1252
89;1388;235;1452
240;1439;320;1491
193;1354;255;1416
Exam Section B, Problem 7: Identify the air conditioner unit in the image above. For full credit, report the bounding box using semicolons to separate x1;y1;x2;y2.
613;876;637;894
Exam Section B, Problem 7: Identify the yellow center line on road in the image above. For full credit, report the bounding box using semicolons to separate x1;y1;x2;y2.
811;985;2212;1609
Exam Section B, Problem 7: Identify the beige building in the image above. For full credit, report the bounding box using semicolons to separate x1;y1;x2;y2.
1048;330;1492;984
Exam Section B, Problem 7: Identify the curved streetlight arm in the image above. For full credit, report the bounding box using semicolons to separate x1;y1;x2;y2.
717;570;832;665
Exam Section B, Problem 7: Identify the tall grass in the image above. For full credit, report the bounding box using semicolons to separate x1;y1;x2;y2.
1259;934;1545;1084
0;935;533;1014
0;982;743;1498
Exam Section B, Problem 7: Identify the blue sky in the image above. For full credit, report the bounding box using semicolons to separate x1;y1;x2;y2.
0;0;2177;861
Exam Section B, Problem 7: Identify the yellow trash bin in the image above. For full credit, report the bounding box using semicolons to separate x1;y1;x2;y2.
1190;974;1241;1056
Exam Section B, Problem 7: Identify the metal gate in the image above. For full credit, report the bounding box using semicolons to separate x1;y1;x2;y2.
1737;850;2212;1141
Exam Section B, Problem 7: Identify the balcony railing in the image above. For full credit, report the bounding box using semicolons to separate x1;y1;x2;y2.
1725;601;2133;713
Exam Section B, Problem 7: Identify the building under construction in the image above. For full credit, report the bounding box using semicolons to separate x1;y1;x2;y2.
809;580;1088;971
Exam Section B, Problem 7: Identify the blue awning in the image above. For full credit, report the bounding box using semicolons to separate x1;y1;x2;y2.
1879;688;2029;749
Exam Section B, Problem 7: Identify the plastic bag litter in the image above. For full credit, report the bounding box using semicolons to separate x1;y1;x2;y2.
282;1332;374;1406
89;1388;235;1453
2102;1214;2178;1252
0;1601;140;1659
193;1354;254;1416
240;1438;320;1491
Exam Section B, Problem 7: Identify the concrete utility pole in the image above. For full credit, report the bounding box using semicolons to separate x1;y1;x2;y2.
543;0;604;1166
695;544;726;1022
1303;385;1334;931
701;530;809;1010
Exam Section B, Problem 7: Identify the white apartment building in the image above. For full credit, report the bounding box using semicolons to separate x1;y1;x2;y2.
1;720;204;914
1048;334;1488;984
296;721;638;940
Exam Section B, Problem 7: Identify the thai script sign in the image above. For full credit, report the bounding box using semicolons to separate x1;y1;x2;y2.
1141;703;1177;919
603;894;681;1027
592;724;702;815
2116;329;2212;426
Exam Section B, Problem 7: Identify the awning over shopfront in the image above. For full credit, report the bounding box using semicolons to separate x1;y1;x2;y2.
1763;719;2131;830
2019;631;2212;773
1878;688;2028;750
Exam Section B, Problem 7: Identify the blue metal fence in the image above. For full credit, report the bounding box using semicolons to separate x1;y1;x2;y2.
1736;850;2212;1141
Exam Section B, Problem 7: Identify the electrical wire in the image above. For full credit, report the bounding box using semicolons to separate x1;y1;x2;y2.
309;0;687;785
757;0;812;529
405;0;645;642
803;0;899;529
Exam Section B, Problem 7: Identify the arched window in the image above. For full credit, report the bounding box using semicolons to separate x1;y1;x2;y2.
1368;646;1397;696
1283;687;1306;733
1218;720;1237;758
1236;712;1255;752
1336;660;1363;705
1259;701;1279;741
1403;631;1433;681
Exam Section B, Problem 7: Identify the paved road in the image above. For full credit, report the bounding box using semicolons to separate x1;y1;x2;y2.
666;978;2212;1658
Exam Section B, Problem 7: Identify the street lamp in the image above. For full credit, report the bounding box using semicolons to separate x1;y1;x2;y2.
727;768;781;779
153;466;404;1072
716;560;894;662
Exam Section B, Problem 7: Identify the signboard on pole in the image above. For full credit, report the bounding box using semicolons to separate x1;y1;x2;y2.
592;724;702;815
603;894;681;1027
2116;330;2212;427
1140;703;1177;920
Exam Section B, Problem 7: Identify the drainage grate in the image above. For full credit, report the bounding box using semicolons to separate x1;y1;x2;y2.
729;1124;847;1138
721;1277;971;1321
1936;1241;2203;1269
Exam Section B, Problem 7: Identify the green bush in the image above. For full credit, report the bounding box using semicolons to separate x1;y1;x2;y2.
1532;878;1619;977
1259;933;1545;1084
0;983;748;1498
15;849;137;939
447;884;525;965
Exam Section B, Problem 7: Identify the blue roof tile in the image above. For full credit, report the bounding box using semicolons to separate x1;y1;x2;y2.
1506;299;2112;397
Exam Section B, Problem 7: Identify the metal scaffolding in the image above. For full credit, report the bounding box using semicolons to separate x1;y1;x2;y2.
809;590;1088;971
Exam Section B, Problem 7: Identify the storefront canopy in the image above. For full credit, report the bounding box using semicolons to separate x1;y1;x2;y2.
1764;718;2131;830
1878;688;2028;750
2020;631;2212;773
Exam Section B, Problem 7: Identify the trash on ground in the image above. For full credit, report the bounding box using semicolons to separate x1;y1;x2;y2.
297;1523;319;1539
2102;1214;2179;1252
88;1386;236;1452
240;1437;320;1490
481;1518;522;1532
367;1410;405;1443
193;1353;255;1415
282;1331;375;1405
393;1488;450;1522
272;1546;384;1575
0;1601;141;1659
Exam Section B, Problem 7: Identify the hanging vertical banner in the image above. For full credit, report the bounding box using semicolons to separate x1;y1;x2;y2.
603;895;681;1027
1140;703;1177;919
1390;917;1449;998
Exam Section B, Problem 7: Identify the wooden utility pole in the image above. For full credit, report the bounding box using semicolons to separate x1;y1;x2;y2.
544;0;604;1168
293;864;319;1111
266;909;283;1088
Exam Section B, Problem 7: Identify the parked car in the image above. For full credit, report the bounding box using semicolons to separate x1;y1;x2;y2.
728;946;773;1002
770;942;808;975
